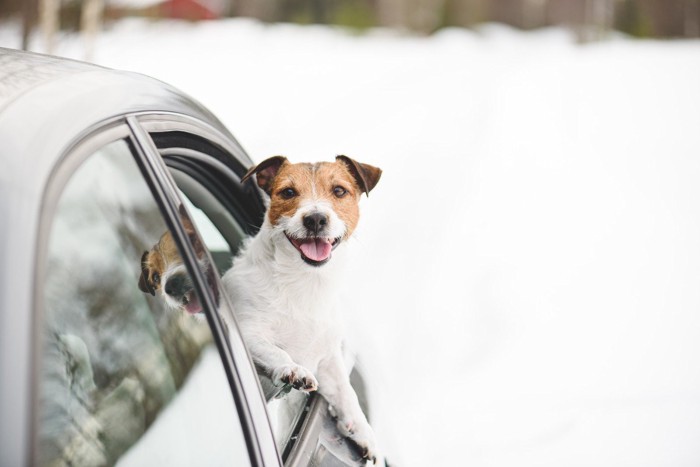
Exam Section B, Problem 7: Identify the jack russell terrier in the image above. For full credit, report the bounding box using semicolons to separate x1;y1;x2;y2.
138;155;381;463
225;155;382;463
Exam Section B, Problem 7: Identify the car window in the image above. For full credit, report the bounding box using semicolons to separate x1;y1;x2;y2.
157;140;310;458
36;138;252;467
171;168;243;276
178;185;311;452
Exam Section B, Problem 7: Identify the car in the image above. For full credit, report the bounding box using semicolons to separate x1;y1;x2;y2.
0;47;375;467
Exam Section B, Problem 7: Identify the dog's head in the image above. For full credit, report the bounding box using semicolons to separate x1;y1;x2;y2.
242;155;382;267
138;214;213;314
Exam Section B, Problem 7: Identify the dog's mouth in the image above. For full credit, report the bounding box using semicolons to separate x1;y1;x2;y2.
178;289;201;315
166;277;203;315
163;264;218;316
285;234;341;266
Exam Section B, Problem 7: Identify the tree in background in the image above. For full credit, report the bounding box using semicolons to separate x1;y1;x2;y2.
377;0;446;32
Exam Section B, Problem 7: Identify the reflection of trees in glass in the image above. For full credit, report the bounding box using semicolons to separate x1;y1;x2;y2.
38;141;212;466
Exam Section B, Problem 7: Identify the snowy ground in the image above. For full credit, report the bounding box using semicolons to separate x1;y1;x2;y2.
3;18;700;466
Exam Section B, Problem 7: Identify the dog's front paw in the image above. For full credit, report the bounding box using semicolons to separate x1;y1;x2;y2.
336;418;379;464
272;364;318;392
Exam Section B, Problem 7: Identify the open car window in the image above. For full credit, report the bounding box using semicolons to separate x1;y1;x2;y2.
35;135;252;466
153;133;311;459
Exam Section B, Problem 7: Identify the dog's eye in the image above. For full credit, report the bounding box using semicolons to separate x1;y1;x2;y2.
152;272;160;285
333;186;348;198
280;188;297;199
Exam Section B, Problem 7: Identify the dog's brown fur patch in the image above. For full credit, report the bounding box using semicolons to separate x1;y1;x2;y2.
139;230;181;295
138;210;200;295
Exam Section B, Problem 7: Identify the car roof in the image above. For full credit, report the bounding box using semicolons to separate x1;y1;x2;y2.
0;46;231;177
0;47;239;466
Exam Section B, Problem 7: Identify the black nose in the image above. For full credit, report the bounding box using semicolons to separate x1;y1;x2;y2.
165;274;186;296
303;212;328;235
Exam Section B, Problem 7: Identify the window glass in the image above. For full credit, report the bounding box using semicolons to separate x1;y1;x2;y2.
167;159;309;456
37;139;251;467
168;166;247;275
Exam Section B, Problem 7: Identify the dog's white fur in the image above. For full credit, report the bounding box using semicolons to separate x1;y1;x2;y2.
221;162;379;462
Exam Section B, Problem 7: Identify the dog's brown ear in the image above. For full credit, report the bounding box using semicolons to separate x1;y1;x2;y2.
138;251;155;296
177;204;202;250
185;221;207;257
241;156;288;195
336;155;382;196
178;204;194;231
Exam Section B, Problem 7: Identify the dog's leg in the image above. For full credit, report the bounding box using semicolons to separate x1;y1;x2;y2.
316;349;378;464
245;335;318;392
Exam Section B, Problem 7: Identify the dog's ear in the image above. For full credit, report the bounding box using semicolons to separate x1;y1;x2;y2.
178;204;194;231
336;155;382;196
138;251;155;296
241;156;288;195
177;204;203;253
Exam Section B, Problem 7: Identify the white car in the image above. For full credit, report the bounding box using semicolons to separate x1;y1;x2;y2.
0;47;376;467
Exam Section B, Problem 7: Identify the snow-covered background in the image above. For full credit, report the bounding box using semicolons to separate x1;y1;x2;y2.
3;18;700;466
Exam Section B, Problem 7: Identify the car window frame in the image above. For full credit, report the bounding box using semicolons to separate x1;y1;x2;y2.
152;141;315;460
139;113;266;235
133;114;281;466
30;115;278;467
134;125;333;465
134;118;323;454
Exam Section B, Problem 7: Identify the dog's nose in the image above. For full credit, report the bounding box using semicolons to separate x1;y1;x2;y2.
164;274;185;296
303;212;328;234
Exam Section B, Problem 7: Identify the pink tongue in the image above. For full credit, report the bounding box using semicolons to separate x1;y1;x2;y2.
299;238;333;262
185;292;203;315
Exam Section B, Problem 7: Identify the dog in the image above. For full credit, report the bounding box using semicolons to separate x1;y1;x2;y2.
223;155;382;463
138;213;218;315
137;156;382;462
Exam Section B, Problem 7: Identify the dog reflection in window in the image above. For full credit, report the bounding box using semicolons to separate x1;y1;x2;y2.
138;212;218;315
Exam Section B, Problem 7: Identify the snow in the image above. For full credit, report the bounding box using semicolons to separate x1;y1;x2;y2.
3;18;700;466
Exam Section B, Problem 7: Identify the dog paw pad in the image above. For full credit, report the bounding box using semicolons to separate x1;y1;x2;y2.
273;364;318;392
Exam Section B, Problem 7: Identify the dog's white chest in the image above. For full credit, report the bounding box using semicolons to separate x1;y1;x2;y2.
258;276;341;365
223;235;344;370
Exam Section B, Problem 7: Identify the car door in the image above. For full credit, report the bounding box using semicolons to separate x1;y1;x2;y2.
135;116;313;456
134;116;373;467
32;118;280;466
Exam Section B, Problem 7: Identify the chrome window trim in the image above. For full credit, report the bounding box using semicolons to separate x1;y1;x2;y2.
284;394;325;465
